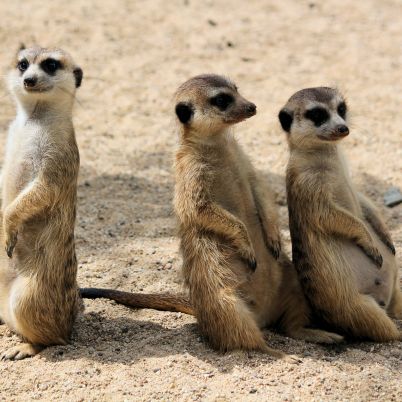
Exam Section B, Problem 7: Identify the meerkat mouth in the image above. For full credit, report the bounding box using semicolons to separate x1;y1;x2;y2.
224;115;253;124
317;132;349;141
24;86;53;93
224;117;246;124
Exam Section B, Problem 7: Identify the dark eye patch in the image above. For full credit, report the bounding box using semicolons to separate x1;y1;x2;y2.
337;101;347;119
17;59;29;73
40;58;62;75
304;107;329;127
210;93;234;111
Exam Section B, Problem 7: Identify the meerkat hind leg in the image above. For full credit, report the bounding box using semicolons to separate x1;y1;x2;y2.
287;328;344;344
260;343;300;362
388;286;402;320
260;343;301;363
278;282;344;344
1;343;44;360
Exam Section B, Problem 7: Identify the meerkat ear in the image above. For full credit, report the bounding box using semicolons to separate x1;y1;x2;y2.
278;108;293;133
18;43;26;53
175;102;194;124
73;67;83;88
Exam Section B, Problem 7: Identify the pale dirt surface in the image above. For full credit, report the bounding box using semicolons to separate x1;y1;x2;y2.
0;0;401;401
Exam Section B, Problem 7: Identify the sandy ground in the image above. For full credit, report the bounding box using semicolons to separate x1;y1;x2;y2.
0;0;401;400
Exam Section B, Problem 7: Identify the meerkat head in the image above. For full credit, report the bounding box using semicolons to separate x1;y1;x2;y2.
174;74;257;137
278;87;349;149
8;45;83;107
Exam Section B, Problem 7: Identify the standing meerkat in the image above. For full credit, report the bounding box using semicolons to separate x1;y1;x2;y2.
279;87;402;341
172;74;342;356
0;45;83;360
0;46;196;360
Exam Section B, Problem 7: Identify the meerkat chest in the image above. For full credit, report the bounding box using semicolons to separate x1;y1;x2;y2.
2;124;47;207
331;171;361;215
212;152;254;218
329;151;361;214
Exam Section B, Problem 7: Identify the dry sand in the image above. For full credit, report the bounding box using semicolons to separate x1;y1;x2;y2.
0;0;401;401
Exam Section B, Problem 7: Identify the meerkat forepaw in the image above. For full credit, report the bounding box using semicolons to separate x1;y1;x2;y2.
371;249;383;269
234;234;257;271
1;344;43;360
378;232;396;255
385;240;396;255
240;253;257;271
363;246;383;268
267;239;281;260
283;354;302;364
247;257;257;271
4;229;18;258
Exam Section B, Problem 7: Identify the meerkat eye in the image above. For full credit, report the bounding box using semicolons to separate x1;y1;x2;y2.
304;107;329;127
337;102;347;119
41;58;62;75
17;59;29;72
210;93;234;111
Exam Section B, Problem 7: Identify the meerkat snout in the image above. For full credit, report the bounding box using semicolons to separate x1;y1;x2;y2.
336;124;349;136
244;102;257;116
23;76;37;88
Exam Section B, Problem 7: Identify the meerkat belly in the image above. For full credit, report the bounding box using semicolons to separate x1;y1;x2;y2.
338;227;396;308
302;231;395;311
212;181;281;323
238;209;283;326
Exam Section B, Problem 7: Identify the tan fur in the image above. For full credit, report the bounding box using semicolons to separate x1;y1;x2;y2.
173;75;343;357
280;87;402;341
0;46;82;359
80;288;194;315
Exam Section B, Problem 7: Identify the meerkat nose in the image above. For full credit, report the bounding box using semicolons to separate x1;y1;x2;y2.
24;76;38;88
245;102;257;115
336;124;349;136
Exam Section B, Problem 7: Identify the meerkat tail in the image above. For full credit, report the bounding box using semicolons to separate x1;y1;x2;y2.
79;288;194;315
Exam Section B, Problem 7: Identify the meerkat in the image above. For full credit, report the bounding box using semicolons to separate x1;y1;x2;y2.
170;74;343;356
0;46;197;360
279;87;402;341
0;45;84;360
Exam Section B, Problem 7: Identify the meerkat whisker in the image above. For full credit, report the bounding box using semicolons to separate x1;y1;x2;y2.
56;86;85;108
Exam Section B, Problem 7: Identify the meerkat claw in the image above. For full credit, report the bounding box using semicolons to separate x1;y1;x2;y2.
386;241;396;255
269;241;281;260
5;234;17;258
6;245;14;258
369;249;383;268
240;256;257;271
248;258;257;271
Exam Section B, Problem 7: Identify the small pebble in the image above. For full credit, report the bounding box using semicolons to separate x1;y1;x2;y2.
384;187;402;207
